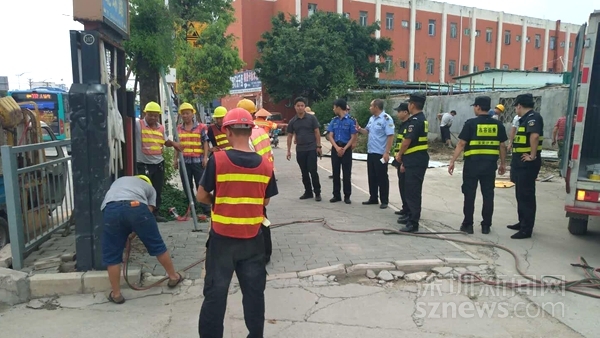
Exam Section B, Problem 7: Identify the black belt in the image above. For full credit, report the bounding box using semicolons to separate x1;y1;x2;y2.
335;141;348;147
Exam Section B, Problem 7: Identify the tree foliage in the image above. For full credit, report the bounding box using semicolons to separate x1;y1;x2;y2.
255;12;392;103
125;0;176;105
171;0;243;105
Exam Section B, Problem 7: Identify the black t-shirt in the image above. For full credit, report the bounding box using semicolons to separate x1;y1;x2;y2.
288;114;320;152
200;150;278;198
458;115;508;163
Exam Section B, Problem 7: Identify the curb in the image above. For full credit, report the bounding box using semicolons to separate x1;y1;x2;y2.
0;257;488;305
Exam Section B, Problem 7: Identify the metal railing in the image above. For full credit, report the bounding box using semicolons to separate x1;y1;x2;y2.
1;140;73;269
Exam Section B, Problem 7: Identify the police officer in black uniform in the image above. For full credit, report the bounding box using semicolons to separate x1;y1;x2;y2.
448;96;508;234
327;99;358;203
392;102;411;218
507;94;544;239
395;93;429;232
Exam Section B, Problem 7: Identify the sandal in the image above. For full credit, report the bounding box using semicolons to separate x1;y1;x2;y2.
107;291;125;304
167;272;185;288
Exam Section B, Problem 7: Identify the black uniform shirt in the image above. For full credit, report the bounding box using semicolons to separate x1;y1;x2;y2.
402;112;430;167
511;110;544;167
458;115;508;163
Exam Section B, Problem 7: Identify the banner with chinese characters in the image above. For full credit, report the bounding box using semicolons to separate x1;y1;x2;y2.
229;70;262;95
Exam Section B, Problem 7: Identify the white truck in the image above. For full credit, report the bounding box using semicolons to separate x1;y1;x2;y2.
563;10;600;235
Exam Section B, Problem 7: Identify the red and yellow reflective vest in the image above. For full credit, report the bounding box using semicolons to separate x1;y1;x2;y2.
140;120;165;155
251;127;273;163
211;124;232;150
211;151;273;238
177;124;205;158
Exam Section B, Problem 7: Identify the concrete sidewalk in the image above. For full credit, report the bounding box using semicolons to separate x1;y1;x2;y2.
0;273;581;338
22;146;475;280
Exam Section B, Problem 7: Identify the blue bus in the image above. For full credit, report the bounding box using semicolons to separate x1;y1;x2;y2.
8;87;71;141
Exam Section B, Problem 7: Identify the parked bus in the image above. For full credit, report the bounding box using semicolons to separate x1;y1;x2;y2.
8;87;71;142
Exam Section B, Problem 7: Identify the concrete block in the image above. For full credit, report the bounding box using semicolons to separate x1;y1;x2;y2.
267;272;298;281
442;258;487;266
0;244;12;268
0;267;30;305
29;272;84;298
394;259;444;273
60;252;76;262
33;257;61;270
82;269;142;294
346;262;396;276
297;264;346;278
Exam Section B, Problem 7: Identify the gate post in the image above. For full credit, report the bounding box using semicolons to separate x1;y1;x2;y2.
1;146;25;269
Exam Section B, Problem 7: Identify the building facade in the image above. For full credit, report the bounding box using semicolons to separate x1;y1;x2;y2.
223;0;580;114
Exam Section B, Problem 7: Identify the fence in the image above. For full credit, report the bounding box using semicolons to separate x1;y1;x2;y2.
0;139;73;270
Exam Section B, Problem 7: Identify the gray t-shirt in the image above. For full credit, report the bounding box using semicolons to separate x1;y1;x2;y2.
288;113;320;152
136;118;168;164
100;176;157;210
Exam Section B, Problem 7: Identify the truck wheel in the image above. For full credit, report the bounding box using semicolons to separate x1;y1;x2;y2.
0;217;9;249
568;217;588;235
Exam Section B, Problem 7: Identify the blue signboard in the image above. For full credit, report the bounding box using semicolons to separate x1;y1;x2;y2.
103;0;129;36
230;70;262;95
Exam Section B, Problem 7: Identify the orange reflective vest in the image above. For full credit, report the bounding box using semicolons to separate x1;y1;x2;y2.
211;124;232;150
140;120;165;155
251;127;273;163
177;124;205;158
254;119;276;133
211;151;273;238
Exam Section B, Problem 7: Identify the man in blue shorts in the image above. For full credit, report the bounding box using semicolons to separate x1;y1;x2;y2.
101;175;184;304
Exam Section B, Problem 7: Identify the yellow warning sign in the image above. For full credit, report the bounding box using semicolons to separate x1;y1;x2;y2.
185;21;207;47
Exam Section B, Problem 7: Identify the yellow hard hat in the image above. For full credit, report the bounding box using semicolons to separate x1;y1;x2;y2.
237;99;256;114
144;101;162;114
178;102;196;114
495;104;505;112
213;106;227;118
136;175;152;185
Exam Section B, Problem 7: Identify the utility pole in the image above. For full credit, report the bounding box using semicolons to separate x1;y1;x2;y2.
28;78;33;89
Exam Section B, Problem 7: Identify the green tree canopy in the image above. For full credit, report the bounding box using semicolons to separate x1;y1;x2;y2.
125;0;176;107
255;12;392;103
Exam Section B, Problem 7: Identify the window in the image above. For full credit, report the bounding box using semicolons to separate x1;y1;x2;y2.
484;62;491;70
402;20;409;28
486;28;493;42
533;67;539;71
449;60;456;76
343;12;350;18
428;20;436;36
416;22;422;30
473;66;479;72
502;64;509;70
462;65;468;71
535;34;541;48
359;11;368;26
450;23;457;38
414;63;420;70
569;41;573;48
426;58;435;74
526;36;530;43
475;30;481;37
400;60;407;68
560;41;565;48
548;68;554;72
464;28;470;36
504;30;511;45
550;36;556;50
385;56;393;72
308;3;317;16
386;13;394;30
516;35;521;42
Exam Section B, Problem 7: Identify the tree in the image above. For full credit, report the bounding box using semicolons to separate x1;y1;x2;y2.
255;12;392;103
170;0;244;105
125;0;176;108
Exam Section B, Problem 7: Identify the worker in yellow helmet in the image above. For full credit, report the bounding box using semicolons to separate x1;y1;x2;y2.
206;106;232;152
137;101;183;222
174;102;211;216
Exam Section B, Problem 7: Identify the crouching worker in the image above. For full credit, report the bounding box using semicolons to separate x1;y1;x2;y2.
197;108;278;338
101;175;185;304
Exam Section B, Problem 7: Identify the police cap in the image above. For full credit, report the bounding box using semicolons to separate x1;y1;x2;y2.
409;92;426;104
471;96;491;108
514;93;534;106
394;102;409;112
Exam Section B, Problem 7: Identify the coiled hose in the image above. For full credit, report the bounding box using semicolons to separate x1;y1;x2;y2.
123;218;600;299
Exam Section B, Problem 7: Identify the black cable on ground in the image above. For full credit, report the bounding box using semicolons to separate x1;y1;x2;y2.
123;218;600;299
